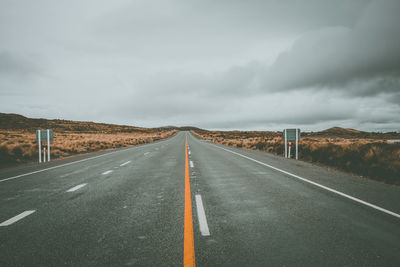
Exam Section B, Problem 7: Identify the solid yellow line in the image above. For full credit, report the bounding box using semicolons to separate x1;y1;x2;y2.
184;136;196;267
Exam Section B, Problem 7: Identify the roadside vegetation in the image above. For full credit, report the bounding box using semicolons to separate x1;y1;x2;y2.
0;113;177;167
192;127;400;185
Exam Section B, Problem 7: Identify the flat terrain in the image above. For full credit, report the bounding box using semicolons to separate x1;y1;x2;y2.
1;132;399;266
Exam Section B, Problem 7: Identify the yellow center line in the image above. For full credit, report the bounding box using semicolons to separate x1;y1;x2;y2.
184;136;196;267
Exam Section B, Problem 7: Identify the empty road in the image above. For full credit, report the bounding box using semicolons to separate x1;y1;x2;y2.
0;132;399;266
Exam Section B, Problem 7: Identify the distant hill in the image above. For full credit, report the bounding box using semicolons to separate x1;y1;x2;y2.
308;126;399;139
159;125;204;131
0;113;206;133
159;126;179;130
178;126;203;131
320;127;364;135
0;113;155;133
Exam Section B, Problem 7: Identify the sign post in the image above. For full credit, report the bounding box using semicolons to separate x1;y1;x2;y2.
295;128;298;160
47;129;50;161
284;129;287;158
36;130;54;163
37;130;41;163
283;128;301;160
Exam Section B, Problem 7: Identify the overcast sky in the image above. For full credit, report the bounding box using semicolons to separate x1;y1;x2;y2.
1;0;399;131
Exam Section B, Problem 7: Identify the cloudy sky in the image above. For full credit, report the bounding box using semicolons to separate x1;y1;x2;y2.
1;0;399;131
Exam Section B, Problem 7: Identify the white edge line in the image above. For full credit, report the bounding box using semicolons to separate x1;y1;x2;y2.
0;146;139;183
0;134;179;184
195;195;210;236
189;161;194;168
215;145;400;220
120;160;131;167
66;183;87;192
0;210;36;226
102;170;113;175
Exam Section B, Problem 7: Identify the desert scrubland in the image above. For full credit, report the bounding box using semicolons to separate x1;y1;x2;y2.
0;113;177;167
192;127;400;185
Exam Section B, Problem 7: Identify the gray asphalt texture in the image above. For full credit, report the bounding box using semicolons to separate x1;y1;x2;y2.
0;132;399;266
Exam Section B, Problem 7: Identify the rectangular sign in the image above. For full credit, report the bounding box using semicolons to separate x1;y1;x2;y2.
36;129;54;142
283;128;301;141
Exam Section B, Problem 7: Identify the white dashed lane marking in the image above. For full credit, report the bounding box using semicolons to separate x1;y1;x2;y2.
0;146;138;183
195;195;210;236
102;170;113;175
66;183;87;192
120;161;131;167
0;210;36;227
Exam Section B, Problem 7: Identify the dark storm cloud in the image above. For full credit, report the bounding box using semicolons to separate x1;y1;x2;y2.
386;92;400;105
260;0;400;95
344;76;400;98
121;0;399;99
91;0;370;70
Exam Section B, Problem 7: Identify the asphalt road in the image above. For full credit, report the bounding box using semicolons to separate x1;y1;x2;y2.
0;132;399;266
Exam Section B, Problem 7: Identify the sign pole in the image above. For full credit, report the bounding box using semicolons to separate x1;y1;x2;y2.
38;130;41;163
47;129;50;162
295;128;298;160
284;129;287;158
283;128;301;160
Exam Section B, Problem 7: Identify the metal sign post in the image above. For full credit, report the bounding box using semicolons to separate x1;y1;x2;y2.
36;129;54;163
295;129;298;160
47;129;50;161
37;130;41;163
283;128;301;160
284;129;287;158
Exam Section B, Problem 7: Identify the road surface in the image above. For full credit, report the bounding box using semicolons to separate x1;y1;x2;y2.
0;132;399;266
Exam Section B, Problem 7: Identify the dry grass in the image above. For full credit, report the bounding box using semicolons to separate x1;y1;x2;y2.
0;113;178;167
192;129;400;185
0;129;177;168
0;130;177;167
